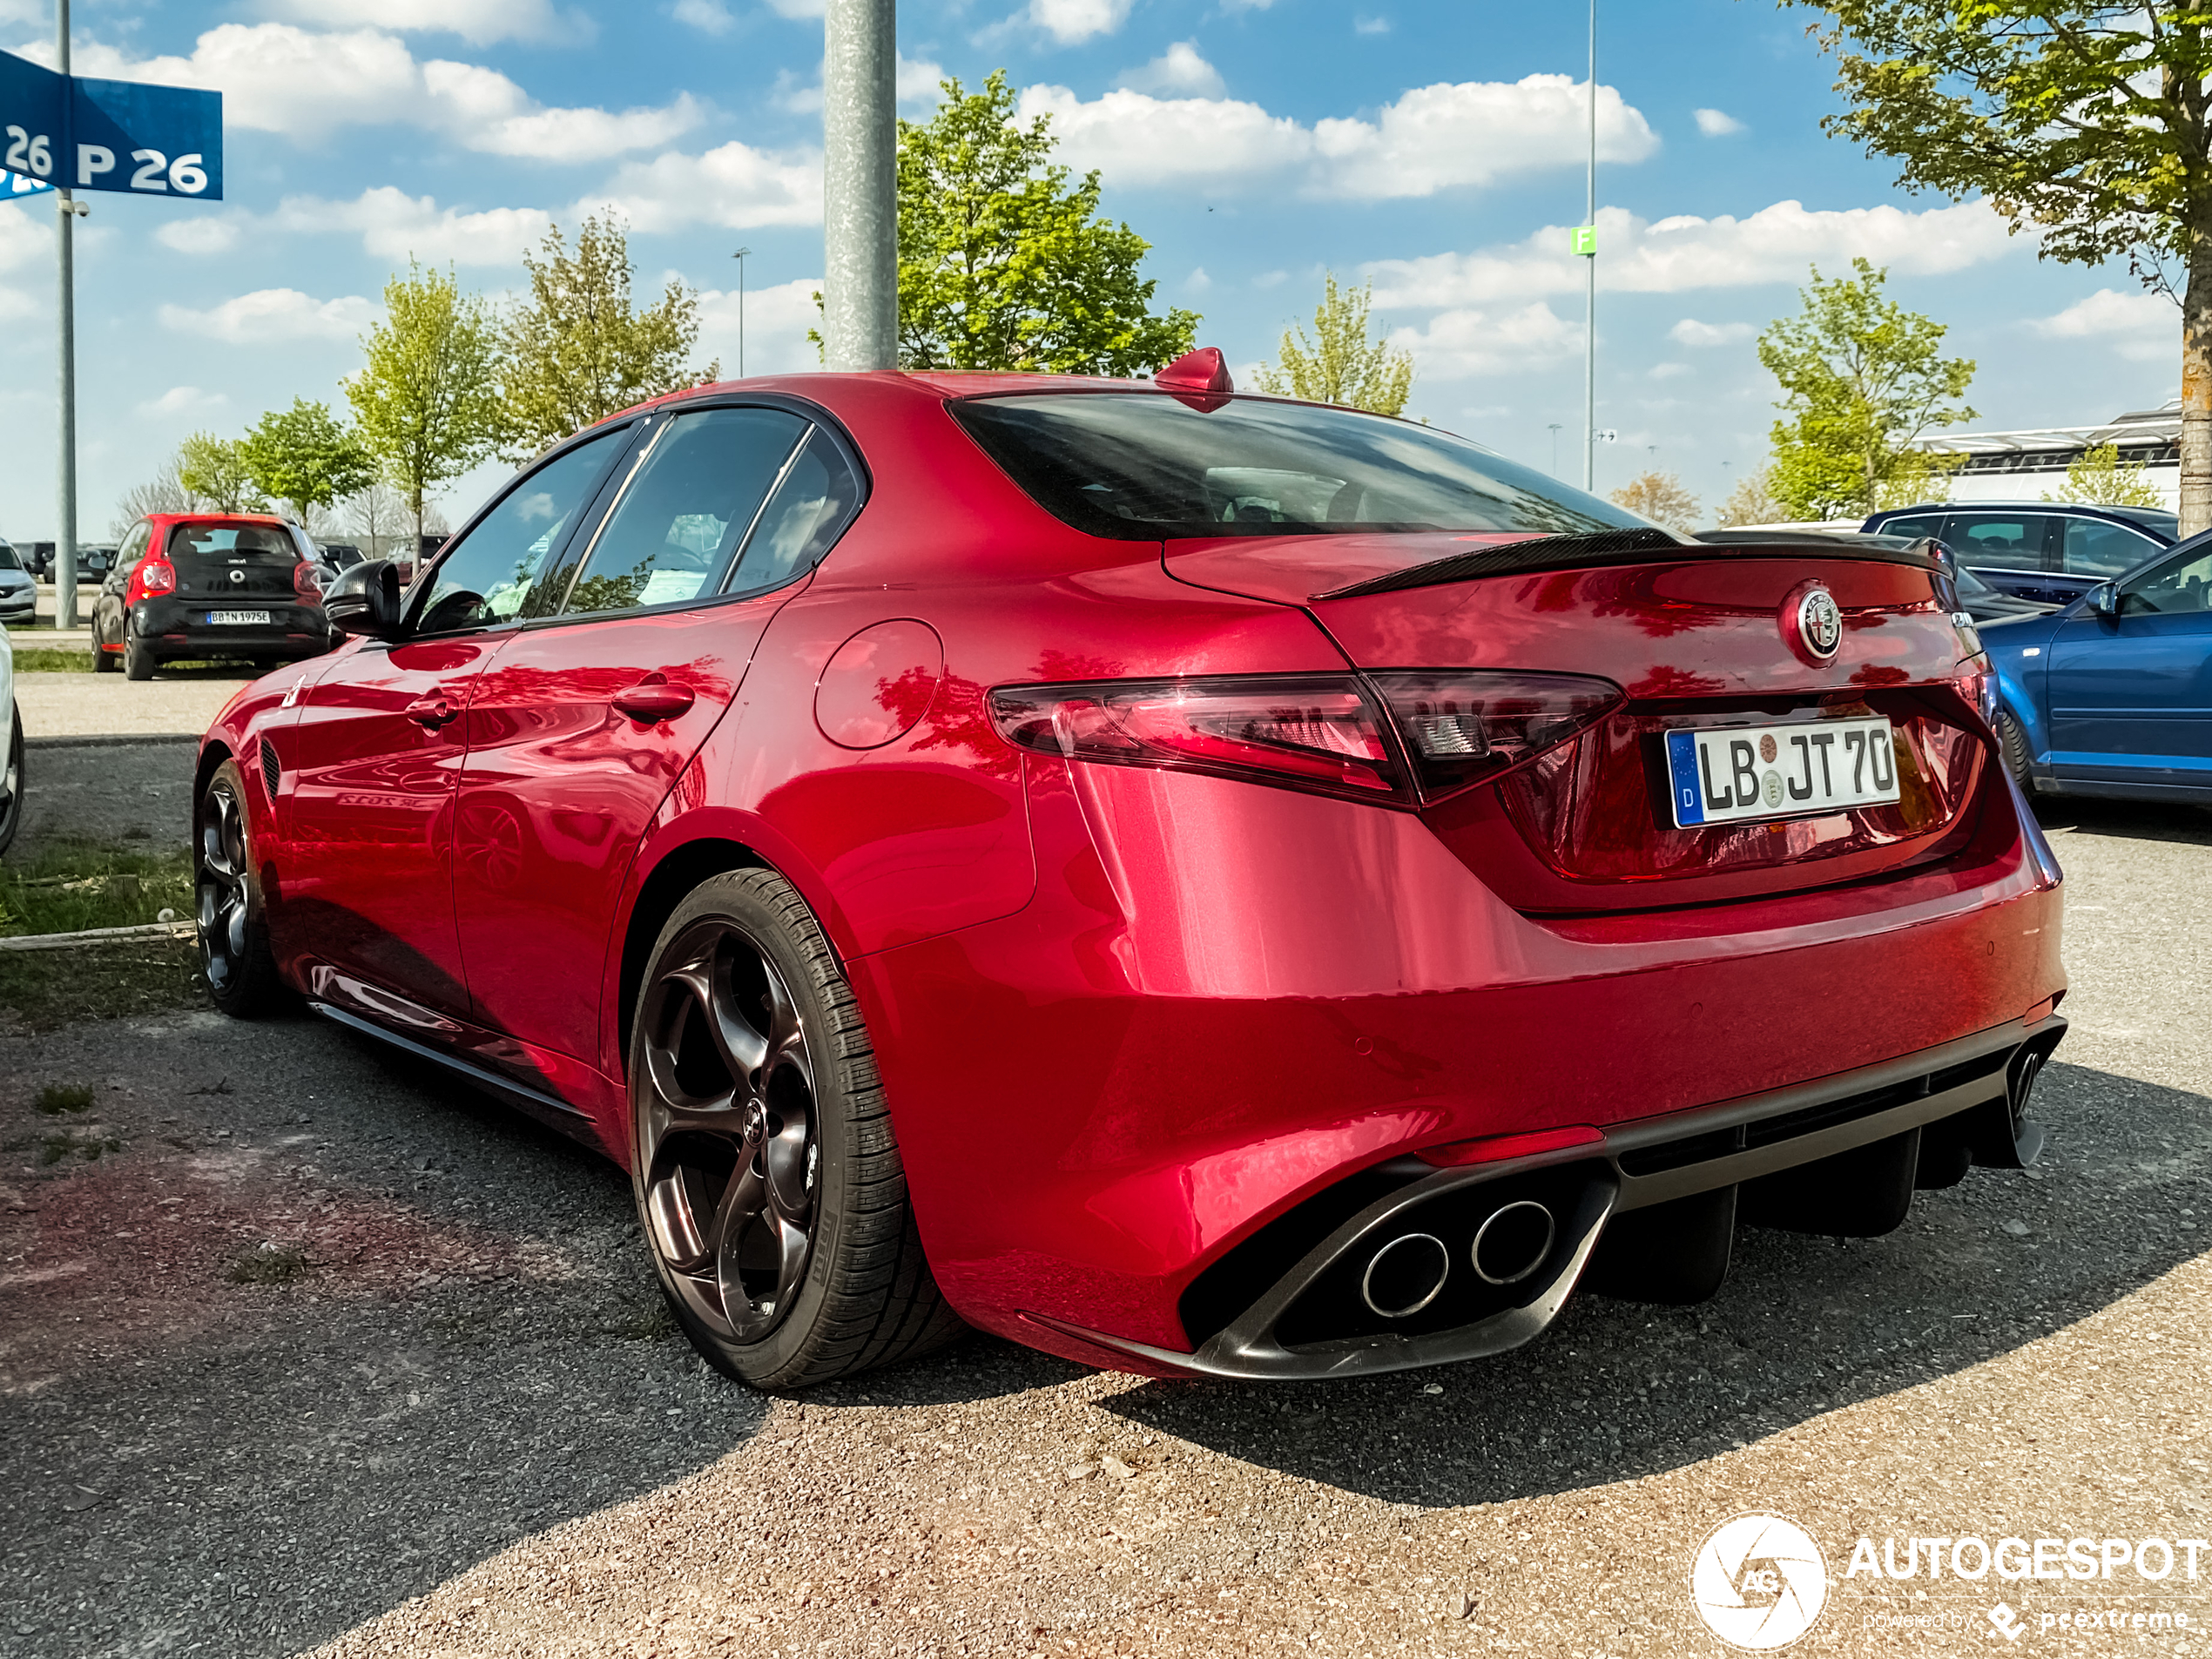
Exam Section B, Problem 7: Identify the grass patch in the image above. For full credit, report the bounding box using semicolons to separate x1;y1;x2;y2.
0;938;208;1032
227;1243;312;1285
37;1082;92;1115
10;649;93;673
38;1127;123;1165
1;840;194;937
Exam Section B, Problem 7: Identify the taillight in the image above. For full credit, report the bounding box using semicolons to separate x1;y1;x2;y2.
138;556;175;595
1369;671;1623;798
1953;651;1996;727
987;669;1623;806
989;675;1400;802
294;561;325;603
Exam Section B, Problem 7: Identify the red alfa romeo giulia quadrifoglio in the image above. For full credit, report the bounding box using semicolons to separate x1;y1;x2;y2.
195;351;2066;1389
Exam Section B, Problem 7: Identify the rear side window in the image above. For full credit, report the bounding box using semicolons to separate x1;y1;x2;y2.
951;393;1644;541
415;426;632;635
117;523;151;569
1946;513;2051;572
2061;516;2161;579
725;428;863;596
561;407;806;617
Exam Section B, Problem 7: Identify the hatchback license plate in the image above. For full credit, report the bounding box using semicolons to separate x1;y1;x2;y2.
207;609;271;626
1664;718;1899;827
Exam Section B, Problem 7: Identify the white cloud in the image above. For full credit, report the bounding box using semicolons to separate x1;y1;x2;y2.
57;24;699;159
1253;269;1288;288
1184;266;1213;293
275;187;556;265
1694;108;1746;138
1016;74;1656;195
1669;318;1753;347
671;0;735;33
1354;14;1390;33
1387;301;1580;381
1649;362;1689;380
2031;287;2176;361
764;0;824;13
0;200;51;274
692;276;826;377
1368;199;2022;307
578;141;822;234
137;386;228;418
154;217;246;255
159;288;380;345
1118;42;1224;98
1026;0;1136;44
262;0;591;46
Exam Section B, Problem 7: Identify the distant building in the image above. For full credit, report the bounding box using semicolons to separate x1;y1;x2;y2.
1905;399;2180;510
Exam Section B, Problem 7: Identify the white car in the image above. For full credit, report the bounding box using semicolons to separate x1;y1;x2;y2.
0;623;18;855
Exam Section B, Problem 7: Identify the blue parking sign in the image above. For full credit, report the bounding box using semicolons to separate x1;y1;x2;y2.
7;169;53;198
1;48;221;200
1;47;65;187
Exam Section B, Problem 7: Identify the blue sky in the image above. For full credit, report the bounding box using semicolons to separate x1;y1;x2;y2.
0;0;2182;542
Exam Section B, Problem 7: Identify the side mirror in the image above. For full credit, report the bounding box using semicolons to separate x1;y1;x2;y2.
2088;581;2119;618
324;558;404;639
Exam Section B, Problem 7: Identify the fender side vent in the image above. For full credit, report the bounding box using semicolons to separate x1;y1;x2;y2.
259;737;281;800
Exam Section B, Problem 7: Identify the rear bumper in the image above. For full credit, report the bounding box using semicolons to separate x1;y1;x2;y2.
853;758;2065;1372
133;595;329;658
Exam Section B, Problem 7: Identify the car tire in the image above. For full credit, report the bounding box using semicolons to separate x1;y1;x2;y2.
196;759;284;1016
628;867;965;1389
1997;709;2033;792
124;630;155;681
0;701;23;857
92;625;117;672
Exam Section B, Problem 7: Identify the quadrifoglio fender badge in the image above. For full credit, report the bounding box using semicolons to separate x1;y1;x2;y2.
1793;585;1842;660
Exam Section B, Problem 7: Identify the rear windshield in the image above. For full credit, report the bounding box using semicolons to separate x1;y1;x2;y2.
950;393;1647;541
168;523;298;561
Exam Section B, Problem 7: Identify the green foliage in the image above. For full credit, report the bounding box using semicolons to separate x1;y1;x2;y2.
1758;259;1976;520
1;841;194;937
1251;273;1415;415
37;1083;92;1115
500;216;717;462
177;432;265;514
891;71;1199;374
2046;442;2166;508
346;262;505;541
241;399;377;523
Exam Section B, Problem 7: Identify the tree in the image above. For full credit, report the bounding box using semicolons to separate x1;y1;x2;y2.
346;262;504;543
177;433;265;514
1715;466;1784;528
241;399;378;525
1791;3;2209;532
500;215;716;462
1608;470;1702;533
891;71;1198;374
111;457;205;536
2046;442;2166;509
1757;259;1976;521
1251;273;1415;415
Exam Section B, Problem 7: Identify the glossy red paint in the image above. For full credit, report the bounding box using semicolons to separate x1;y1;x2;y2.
200;369;2067;1377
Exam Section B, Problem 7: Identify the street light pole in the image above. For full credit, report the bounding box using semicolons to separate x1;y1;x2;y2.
821;0;897;372
1582;0;1596;495
738;248;752;377
55;0;78;628
1548;422;1563;477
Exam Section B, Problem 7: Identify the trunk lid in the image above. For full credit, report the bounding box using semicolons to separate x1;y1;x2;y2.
1166;530;1996;912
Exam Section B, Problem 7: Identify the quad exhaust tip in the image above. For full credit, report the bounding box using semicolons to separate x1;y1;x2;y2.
1472;1199;1556;1286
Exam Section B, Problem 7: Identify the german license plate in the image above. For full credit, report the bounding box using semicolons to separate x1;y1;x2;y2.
1664;718;1899;827
206;609;270;626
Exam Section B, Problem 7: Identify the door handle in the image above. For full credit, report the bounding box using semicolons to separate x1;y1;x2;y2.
406;695;460;731
612;681;696;724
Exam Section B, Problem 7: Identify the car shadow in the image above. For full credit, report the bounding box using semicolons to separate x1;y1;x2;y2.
2034;792;2212;846
1097;1059;2209;1508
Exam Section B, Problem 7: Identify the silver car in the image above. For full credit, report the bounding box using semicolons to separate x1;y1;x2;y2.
0;538;33;624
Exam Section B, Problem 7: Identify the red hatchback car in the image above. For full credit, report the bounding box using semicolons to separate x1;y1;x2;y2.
195;358;2066;1389
94;513;333;678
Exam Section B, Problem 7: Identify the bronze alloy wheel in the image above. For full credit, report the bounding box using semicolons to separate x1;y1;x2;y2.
196;759;281;1015
628;867;963;1388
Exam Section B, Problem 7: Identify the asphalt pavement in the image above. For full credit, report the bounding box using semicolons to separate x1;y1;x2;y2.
0;752;2206;1658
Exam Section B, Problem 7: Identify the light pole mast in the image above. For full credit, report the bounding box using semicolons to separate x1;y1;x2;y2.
1581;0;1596;494
821;0;896;371
732;246;751;378
55;0;79;627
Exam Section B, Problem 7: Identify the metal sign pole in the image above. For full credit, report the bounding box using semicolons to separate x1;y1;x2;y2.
54;0;76;629
1582;0;1596;496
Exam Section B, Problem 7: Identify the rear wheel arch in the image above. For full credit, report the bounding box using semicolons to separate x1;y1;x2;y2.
618;838;769;1067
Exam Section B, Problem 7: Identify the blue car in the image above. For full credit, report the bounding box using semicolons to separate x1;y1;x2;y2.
1983;533;2212;804
1865;502;2177;610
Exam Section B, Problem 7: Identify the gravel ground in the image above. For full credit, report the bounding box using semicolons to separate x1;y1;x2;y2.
10;738;199;863
14;669;258;743
0;795;2206;1659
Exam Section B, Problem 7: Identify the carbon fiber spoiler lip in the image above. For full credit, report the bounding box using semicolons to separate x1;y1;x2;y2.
1311;527;1946;602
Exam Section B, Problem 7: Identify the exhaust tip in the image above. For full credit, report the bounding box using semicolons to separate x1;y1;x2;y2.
1471;1199;1556;1286
1360;1231;1451;1318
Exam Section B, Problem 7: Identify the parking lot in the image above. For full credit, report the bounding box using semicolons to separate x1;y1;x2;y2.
1;742;2207;1658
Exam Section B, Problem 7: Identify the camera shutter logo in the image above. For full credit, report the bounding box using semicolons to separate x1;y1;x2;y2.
1689;1513;1828;1650
1795;587;1842;660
